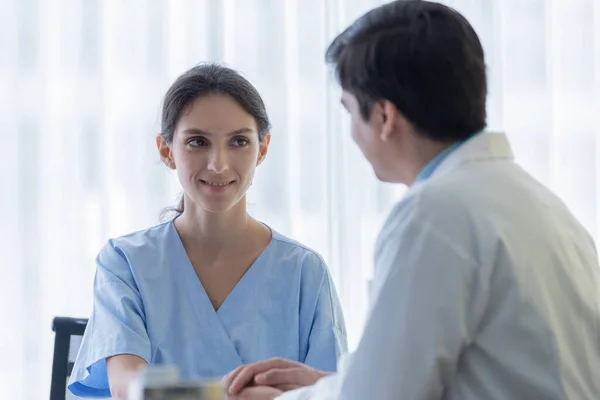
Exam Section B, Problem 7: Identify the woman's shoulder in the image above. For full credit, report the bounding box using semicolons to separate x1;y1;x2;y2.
270;229;325;259
267;229;330;277
95;220;174;274
104;220;173;250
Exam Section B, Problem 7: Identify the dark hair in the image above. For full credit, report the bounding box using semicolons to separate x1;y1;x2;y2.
325;0;487;142
159;63;271;219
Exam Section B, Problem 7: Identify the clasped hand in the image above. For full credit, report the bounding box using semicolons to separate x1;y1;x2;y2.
223;357;329;400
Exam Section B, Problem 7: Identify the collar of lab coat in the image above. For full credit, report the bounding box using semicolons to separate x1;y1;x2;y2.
429;131;514;180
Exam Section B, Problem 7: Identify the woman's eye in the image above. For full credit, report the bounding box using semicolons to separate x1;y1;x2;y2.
188;138;207;147
232;138;249;147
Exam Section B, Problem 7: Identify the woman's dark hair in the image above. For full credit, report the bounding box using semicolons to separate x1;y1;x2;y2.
325;0;487;142
159;63;271;220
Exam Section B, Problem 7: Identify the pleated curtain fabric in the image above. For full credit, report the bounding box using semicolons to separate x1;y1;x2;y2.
0;0;598;398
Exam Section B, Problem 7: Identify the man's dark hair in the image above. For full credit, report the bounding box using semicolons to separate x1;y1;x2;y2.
326;0;487;142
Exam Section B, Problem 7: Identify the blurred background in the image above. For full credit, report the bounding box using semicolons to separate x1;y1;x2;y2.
0;0;599;398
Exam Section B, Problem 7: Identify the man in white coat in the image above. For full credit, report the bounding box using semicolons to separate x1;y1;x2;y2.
225;1;600;399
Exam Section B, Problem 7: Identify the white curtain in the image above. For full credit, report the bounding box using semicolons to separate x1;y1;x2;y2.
1;0;598;398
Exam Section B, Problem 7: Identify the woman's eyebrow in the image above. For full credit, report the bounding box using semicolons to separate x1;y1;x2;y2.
180;127;255;136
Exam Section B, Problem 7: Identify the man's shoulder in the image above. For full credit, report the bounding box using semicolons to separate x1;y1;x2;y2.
388;175;472;222
379;168;499;251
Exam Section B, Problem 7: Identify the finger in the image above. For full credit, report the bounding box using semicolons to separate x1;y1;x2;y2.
229;358;300;394
254;368;300;386
223;365;245;388
228;365;258;394
273;384;302;392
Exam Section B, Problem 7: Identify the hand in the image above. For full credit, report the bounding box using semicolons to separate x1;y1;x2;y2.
226;385;283;400
225;358;330;395
106;354;148;400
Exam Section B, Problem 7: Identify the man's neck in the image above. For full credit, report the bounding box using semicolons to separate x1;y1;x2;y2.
405;139;457;186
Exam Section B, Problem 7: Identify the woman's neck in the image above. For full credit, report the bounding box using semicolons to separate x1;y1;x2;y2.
174;196;259;256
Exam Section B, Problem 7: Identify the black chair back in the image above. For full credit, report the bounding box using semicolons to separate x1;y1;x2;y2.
50;317;88;400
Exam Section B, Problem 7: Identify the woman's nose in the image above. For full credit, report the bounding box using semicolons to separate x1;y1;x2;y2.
207;147;229;173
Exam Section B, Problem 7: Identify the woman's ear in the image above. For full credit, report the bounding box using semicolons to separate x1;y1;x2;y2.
256;133;271;166
156;135;176;170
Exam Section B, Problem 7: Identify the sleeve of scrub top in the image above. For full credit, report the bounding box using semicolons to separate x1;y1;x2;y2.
303;255;348;372
67;240;152;398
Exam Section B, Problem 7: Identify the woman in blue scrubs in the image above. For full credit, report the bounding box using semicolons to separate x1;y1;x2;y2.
67;63;347;399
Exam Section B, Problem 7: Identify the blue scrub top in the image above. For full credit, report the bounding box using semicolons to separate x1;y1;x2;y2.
68;220;347;398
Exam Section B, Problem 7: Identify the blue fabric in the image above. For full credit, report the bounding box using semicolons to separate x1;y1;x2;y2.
414;141;463;183
68;220;347;398
414;132;485;183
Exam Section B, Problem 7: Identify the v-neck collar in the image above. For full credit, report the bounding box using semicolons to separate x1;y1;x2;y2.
168;220;274;368
168;220;275;315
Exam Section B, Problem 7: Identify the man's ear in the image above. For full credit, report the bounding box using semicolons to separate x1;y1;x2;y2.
379;100;403;142
257;133;271;166
156;135;176;170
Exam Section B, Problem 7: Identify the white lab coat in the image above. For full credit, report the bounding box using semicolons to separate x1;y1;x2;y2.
278;131;600;400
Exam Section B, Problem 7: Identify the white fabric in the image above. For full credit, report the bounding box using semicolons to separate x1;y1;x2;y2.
1;1;599;399
278;132;600;399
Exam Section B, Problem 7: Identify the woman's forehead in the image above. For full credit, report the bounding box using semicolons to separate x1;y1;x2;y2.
176;95;258;134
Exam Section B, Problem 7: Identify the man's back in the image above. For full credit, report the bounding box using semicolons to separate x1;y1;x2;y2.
413;150;600;399
334;132;600;400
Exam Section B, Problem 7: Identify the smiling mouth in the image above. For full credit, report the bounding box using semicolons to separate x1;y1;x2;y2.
200;179;235;187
